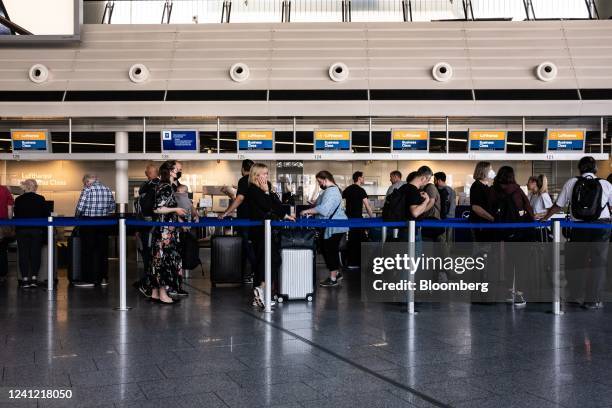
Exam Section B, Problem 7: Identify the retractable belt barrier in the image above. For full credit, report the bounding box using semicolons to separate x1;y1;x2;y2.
5;215;609;314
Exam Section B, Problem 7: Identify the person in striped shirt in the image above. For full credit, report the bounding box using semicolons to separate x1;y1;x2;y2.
73;174;115;287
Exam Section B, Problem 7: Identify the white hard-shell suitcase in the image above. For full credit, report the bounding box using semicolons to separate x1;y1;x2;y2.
276;248;315;303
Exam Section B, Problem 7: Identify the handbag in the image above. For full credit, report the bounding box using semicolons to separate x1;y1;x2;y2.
0;225;15;241
279;228;317;249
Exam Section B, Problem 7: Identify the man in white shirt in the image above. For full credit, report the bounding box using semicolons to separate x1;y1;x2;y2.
542;156;612;310
386;170;406;196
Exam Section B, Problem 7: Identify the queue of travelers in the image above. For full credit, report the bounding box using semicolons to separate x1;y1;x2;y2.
1;155;610;313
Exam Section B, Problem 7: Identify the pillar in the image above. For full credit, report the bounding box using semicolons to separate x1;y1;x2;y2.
596;0;612;18
115;131;129;214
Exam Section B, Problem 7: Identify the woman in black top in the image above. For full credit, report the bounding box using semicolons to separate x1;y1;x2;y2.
14;179;50;288
247;163;294;308
470;162;495;242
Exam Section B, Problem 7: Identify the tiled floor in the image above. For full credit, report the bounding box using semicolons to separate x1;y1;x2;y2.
2;258;612;408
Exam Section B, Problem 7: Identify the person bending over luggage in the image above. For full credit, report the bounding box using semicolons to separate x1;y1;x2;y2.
542;156;612;310
487;166;535;308
300;171;349;288
247;163;295;308
14;179;50;288
469;162;496;242
149;160;187;305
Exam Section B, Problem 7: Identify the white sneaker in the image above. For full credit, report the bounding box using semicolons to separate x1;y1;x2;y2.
253;287;264;307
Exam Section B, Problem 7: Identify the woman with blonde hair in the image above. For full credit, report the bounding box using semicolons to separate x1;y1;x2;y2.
247;163;294;307
14;179;50;288
527;174;553;218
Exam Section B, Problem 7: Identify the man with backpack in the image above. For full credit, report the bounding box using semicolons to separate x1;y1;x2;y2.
342;171;374;268
134;163;159;297
220;159;257;283
542;156;612;310
382;167;432;241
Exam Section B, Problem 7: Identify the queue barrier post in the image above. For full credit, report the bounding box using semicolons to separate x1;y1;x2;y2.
552;220;564;315
47;216;54;293
381;226;387;243
408;220;417;315
116;217;130;311
264;219;272;313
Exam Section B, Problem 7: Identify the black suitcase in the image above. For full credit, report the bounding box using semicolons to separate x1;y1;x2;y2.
210;235;242;286
68;229;82;283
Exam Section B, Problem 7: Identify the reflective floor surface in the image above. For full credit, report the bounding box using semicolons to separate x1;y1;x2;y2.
2;260;612;408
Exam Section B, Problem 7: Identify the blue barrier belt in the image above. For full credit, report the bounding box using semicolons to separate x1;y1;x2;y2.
0;217;117;227
417;220;552;229
559;220;612;229
1;216;610;230
126;219;261;228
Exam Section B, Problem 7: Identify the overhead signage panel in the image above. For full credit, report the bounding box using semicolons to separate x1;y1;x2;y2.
547;129;585;152
314;130;351;151
237;130;274;151
161;129;199;152
11;129;49;152
469;130;507;152
392;130;429;152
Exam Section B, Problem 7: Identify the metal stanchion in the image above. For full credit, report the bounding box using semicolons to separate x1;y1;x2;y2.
552;220;564;315
381;226;387;243
408;220;417;315
264;219;272;313
47;216;54;292
116;217;130;311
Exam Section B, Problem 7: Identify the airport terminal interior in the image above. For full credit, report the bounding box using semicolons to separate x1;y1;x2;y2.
2;0;612;407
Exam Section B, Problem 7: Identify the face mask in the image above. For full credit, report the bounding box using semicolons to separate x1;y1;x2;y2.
175;171;182;179
320;184;327;190
487;169;496;180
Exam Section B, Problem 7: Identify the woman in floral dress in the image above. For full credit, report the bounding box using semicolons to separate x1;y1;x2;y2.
149;160;186;304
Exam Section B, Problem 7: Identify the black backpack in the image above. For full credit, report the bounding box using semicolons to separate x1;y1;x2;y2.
180;230;203;271
135;182;156;218
382;185;407;221
492;190;536;242
492;191;522;224
571;176;603;221
438;187;451;219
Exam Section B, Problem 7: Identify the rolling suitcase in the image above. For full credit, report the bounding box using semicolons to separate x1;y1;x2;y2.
276;248;315;303
210;235;242;286
68;228;82;283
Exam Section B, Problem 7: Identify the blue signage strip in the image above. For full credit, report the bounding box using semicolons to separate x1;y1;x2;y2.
161;130;198;151
469;140;506;151
13;139;48;151
548;140;584;151
392;140;428;151
238;140;274;151
315;140;350;151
